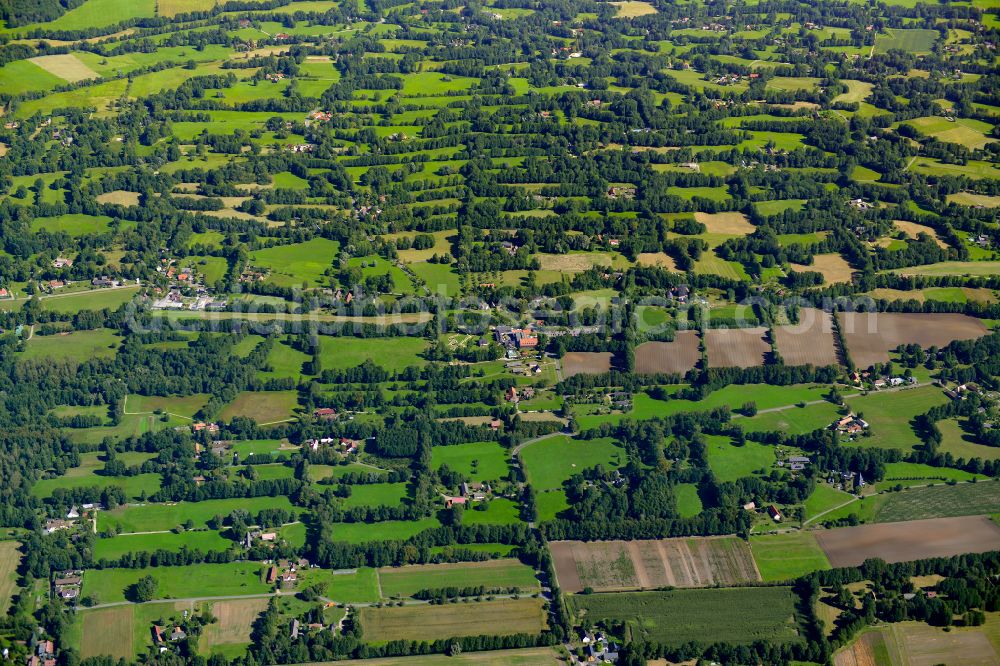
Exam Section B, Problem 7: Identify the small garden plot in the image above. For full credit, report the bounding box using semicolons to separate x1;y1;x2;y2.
704;327;769;368
217;390;298;424
94;531;231;561
790;253;854;284
816;515;1000;567
249;237;340;288
634;333;701;374
749;532;831;581
521;435;625;491
836;312;988;368
550;537;759;593
358;598;546;642
773;308;841;367
705;435;775;482
430;442;510;482
378;559;539;598
81;562;268;604
572;587;803;646
21;330;120;363
561;352;613;377
317;336;428;372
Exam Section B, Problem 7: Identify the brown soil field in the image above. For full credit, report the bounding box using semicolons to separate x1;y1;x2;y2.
893;220;948;249
0;143;7;157
815;515;1000;568
837;312;988;368
694;211;754;235
704;327;769;368
200;598;268;653
891;621;1000;666
96;190;141;206
358;598;546;642
635;252;678;270
635;332;701;374
536;253;614;272
833;629;887;666
550;536;760;593
790;253;855;284
80;606;133;660
773;309;841;367
28;55;99;83
561;352;613;377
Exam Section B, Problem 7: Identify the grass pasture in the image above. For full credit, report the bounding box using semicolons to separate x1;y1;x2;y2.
430;442;509;482
750;532;832;581
358;598;546;642
94;531;232;560
20;329;120;363
572;587;803;646
317;336;427;373
378;559;539;598
875;28;938;54
98;496;296;533
249;238;339;288
0;542;21;614
903;116;995;150
81;562;268;604
610;1;657;17
520;435;625;492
